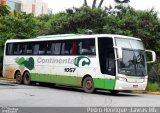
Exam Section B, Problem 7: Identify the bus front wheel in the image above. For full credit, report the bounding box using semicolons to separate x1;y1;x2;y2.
23;72;31;85
82;76;95;93
15;71;22;84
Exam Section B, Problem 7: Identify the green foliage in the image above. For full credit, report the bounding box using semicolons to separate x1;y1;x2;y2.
0;5;160;81
46;6;160;58
1;6;160;57
0;9;50;55
103;7;160;56
0;12;49;44
49;6;106;34
146;82;160;91
0;5;10;16
148;63;160;83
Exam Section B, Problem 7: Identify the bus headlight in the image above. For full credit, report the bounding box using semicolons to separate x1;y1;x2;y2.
116;76;127;82
144;78;148;82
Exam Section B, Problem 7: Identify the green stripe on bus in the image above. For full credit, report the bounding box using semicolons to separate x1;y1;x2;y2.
93;78;116;90
30;73;115;90
30;73;82;86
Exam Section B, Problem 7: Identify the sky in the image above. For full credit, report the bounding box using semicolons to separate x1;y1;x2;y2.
42;0;160;15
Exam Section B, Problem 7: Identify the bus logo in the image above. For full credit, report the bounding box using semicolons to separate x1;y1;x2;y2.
74;56;91;67
15;57;34;70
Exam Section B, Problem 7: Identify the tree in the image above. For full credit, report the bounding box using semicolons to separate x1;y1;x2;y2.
92;0;97;8
0;5;10;16
83;0;104;8
83;0;130;8
84;0;88;6
114;0;130;3
98;0;104;8
49;6;106;34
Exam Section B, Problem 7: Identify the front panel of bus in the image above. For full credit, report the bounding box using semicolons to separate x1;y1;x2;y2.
98;37;148;91
114;37;148;90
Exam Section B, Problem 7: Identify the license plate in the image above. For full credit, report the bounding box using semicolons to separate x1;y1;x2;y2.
133;85;138;88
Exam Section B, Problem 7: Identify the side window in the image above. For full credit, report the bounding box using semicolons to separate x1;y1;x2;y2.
46;42;52;55
26;43;33;55
39;42;47;55
33;41;51;55
51;42;61;55
6;43;13;55
60;39;96;55
61;40;78;55
70;41;78;55
79;39;96;55
33;43;39;55
13;43;23;55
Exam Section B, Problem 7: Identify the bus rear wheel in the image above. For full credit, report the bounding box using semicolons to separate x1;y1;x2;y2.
83;76;95;93
23;72;31;85
15;71;22;84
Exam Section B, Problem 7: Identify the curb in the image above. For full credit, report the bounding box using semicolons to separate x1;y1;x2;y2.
0;77;15;81
130;91;160;95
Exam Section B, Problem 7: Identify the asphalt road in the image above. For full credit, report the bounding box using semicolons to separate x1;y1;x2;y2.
0;80;160;107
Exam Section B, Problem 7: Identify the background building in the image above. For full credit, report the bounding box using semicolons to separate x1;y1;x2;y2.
0;0;6;4
0;0;51;16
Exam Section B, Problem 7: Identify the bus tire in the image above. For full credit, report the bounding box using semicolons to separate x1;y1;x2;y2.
23;72;31;85
15;71;22;84
82;76;95;93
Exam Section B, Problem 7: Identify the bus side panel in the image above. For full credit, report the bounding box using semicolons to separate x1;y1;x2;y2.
29;56;80;86
3;56;26;79
93;76;116;90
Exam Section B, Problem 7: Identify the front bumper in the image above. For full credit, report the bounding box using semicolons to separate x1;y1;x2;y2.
114;80;147;91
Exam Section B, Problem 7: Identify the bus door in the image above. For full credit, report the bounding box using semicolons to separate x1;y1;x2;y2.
98;38;116;90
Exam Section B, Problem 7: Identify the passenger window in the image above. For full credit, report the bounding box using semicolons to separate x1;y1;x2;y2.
26;43;33;55
71;41;78;55
51;42;61;55
79;39;95;55
46;43;52;55
6;43;13;55
39;42;47;55
33;44;39;55
13;43;22;55
61;40;78;55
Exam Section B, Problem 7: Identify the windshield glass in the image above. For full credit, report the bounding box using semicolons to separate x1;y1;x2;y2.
116;38;144;50
115;38;147;76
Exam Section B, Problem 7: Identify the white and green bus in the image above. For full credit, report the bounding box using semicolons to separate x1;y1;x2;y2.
3;34;156;93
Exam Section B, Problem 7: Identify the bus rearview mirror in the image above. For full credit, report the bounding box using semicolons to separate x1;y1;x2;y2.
145;50;156;63
114;46;122;59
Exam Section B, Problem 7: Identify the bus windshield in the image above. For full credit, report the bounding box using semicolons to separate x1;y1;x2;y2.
115;38;147;76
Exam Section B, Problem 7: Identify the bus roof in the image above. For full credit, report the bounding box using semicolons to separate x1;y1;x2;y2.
5;34;141;43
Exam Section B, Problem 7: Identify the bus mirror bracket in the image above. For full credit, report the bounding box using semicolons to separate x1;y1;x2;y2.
145;50;156;63
114;46;122;59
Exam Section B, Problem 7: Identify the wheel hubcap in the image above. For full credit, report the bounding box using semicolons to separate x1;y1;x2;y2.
86;81;92;89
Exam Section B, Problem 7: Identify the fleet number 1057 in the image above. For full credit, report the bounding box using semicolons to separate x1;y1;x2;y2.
64;68;76;72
